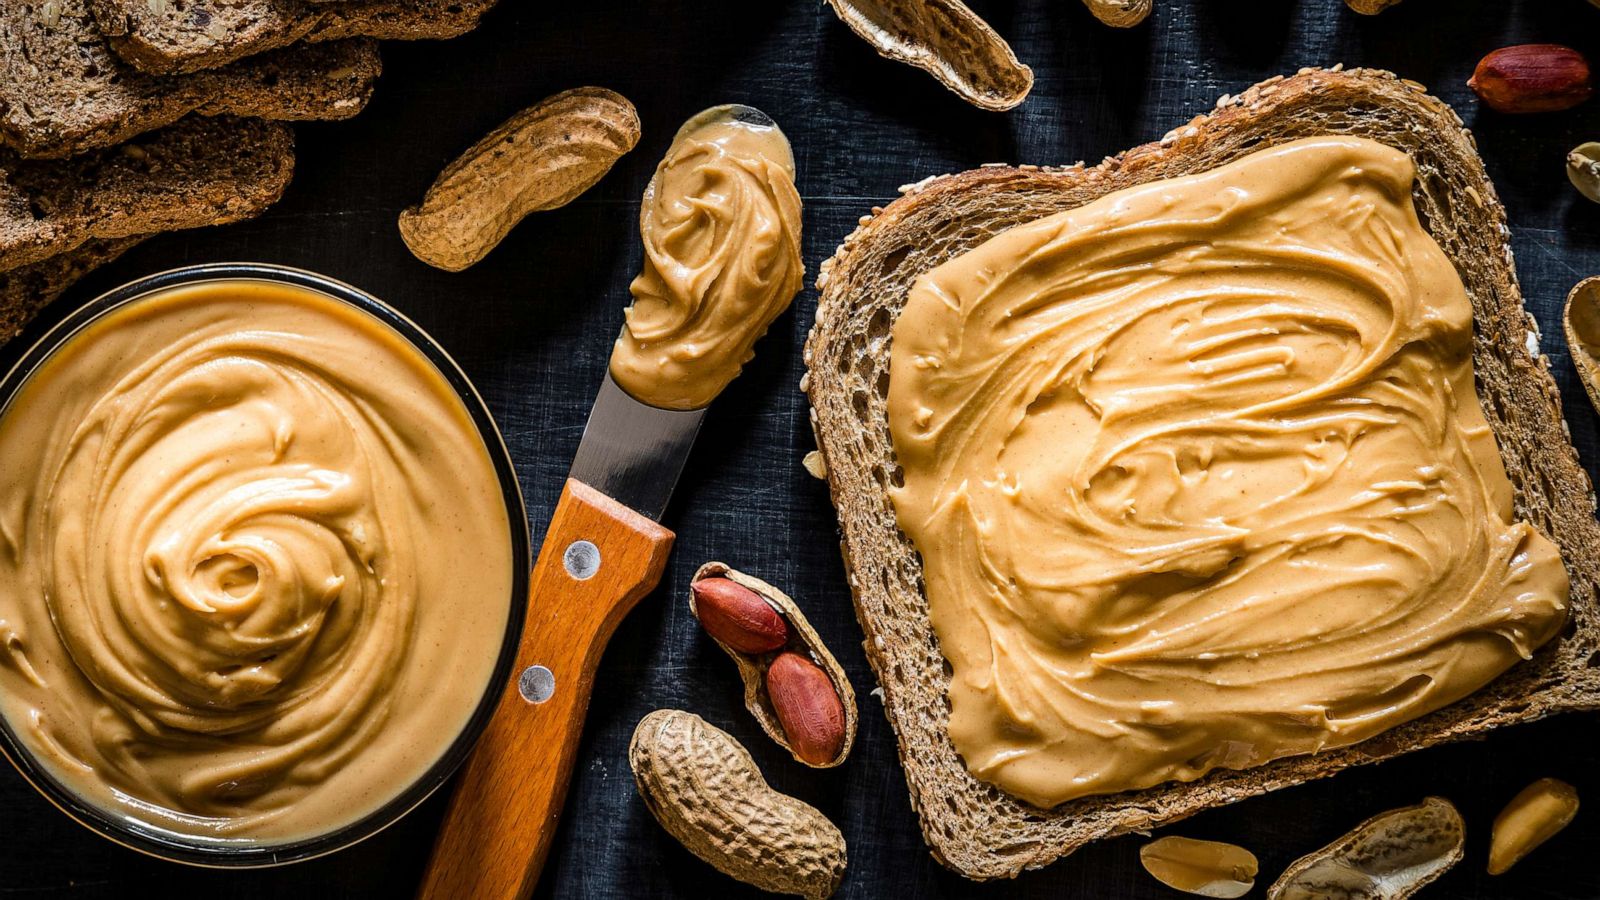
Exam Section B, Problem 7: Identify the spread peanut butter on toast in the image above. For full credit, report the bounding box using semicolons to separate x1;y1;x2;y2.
804;67;1600;879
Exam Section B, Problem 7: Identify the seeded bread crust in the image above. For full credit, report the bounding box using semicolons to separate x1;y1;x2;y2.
0;236;143;345
0;116;294;273
1;0;378;158
88;0;496;75
802;66;1600;880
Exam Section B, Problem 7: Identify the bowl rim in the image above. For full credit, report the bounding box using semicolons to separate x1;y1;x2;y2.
0;262;532;868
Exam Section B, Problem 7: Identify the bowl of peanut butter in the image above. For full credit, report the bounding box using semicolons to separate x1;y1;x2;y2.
0;263;530;865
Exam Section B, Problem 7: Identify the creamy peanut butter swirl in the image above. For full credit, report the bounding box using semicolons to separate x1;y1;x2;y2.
887;136;1570;808
0;281;512;841
609;105;804;409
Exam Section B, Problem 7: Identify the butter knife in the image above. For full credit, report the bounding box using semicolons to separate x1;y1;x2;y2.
417;106;778;900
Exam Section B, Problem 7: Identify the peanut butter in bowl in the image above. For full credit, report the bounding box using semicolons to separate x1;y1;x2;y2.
0;271;521;857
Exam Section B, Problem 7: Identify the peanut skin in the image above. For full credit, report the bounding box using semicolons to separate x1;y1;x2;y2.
691;577;789;654
766;652;846;766
1469;45;1593;114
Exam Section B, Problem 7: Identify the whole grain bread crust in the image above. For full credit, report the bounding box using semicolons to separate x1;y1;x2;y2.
0;0;380;160
0;116;294;273
802;66;1600;880
0;236;144;345
88;0;495;75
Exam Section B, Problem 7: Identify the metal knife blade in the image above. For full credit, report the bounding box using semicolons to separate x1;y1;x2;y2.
567;373;705;521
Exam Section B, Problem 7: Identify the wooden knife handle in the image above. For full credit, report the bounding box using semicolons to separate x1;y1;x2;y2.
417;478;674;900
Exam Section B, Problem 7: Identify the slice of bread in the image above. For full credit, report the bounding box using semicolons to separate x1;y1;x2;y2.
2;0;379;158
0;115;294;273
87;0;496;75
802;67;1600;880
0;236;144;344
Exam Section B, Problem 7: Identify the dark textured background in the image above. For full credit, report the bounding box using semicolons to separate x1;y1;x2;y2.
4;0;1600;896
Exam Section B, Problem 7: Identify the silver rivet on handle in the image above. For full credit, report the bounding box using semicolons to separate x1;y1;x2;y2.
518;665;555;703
563;540;600;580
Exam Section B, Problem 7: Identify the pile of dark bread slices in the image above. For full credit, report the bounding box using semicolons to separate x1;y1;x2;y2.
0;0;500;341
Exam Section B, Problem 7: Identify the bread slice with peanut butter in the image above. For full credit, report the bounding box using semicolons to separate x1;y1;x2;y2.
87;0;497;75
1;0;378;159
803;66;1600;879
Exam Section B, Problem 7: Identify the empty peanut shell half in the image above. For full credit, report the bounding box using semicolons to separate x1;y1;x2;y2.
690;562;857;767
398;86;640;271
1344;0;1405;14
1269;797;1464;900
1567;142;1600;203
823;0;1033;111
1565;276;1600;417
1081;0;1152;27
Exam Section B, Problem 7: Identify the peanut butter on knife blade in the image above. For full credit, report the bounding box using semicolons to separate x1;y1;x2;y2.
609;104;805;410
417;104;803;900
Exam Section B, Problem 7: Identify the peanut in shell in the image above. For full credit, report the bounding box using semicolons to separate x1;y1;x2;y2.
630;710;846;899
398;86;639;271
690;562;857;767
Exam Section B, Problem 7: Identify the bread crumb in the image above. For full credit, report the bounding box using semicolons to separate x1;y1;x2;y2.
803;451;828;480
870;687;885;702
1526;331;1541;359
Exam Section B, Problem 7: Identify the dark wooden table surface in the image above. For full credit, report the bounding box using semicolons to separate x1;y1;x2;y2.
5;1;1600;897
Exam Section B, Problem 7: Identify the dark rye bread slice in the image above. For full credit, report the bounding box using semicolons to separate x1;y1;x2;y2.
0;115;293;273
88;0;496;75
2;0;378;158
802;66;1600;880
0;236;143;344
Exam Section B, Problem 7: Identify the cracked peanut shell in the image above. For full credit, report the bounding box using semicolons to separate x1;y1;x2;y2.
823;0;1032;110
690;561;858;767
1269;797;1464;900
1565;276;1600;417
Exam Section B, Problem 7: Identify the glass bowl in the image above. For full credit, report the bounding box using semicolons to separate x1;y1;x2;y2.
0;263;530;867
